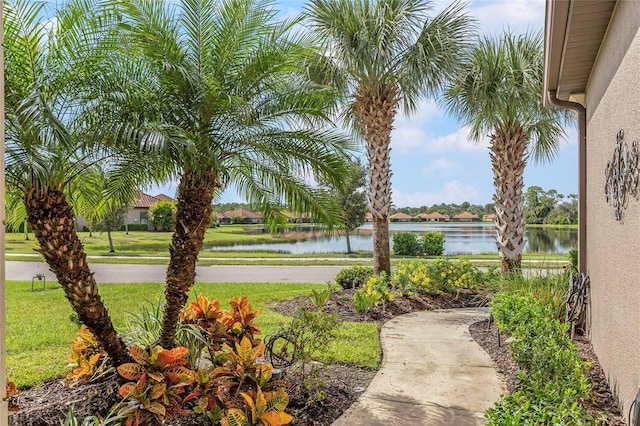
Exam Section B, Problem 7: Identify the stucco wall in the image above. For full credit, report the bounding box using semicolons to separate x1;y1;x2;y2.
585;0;640;414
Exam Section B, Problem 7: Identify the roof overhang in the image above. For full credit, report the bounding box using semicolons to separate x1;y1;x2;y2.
543;0;617;108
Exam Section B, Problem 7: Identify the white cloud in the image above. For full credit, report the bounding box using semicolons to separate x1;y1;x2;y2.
469;0;544;36
392;181;481;207
422;158;458;176
392;100;444;153
425;126;490;153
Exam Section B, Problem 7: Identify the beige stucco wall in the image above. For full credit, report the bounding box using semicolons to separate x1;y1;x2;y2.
585;0;640;414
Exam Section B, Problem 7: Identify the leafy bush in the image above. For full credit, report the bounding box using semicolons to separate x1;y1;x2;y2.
486;294;593;424
335;266;374;289
424;258;483;293
353;273;392;312
149;200;177;231
66;326;109;383
389;259;484;297
112;295;293;425
496;273;569;322
392;232;420;256
420;231;445;256
569;247;578;268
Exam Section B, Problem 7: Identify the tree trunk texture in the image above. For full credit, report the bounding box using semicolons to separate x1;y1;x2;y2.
355;85;398;276
345;230;352;254
25;189;130;365
107;230;114;253
490;125;528;275
160;170;217;348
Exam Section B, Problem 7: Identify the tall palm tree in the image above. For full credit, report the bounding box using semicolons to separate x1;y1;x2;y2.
4;0;131;364
444;31;571;275
305;0;474;275
102;0;354;348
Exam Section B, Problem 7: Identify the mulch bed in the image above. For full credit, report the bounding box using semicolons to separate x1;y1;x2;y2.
9;288;625;425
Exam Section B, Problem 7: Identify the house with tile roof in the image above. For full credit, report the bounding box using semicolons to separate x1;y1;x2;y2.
452;211;479;222
416;212;450;222
125;193;176;230
389;212;414;222
219;208;263;224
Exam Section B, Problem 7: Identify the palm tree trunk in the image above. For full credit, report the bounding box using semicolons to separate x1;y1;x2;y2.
25;188;130;365
107;229;115;253
491;126;527;275
345;229;352;254
355;86;398;276
160;170;217;348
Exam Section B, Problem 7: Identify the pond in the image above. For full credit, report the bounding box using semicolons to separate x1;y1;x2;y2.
208;223;577;255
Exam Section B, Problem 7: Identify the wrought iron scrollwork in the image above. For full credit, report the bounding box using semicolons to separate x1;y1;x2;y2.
605;130;639;221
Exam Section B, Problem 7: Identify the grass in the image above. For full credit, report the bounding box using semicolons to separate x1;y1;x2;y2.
495;270;571;321
7;281;380;389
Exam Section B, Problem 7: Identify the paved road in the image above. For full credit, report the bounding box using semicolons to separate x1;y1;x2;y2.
5;261;344;284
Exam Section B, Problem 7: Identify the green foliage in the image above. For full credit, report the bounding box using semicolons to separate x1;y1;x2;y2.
390;259;485;296
149;201;177;232
420;232;445;256
569;247;578;268
335;266;374;289
393;232;446;257
353;273;393;312
120;224;148;232
61;405;125;426
392;232;420;256
487;294;593;425
283;308;340;374
352;290;379;313
495;273;569;322
324;159;368;253
308;283;339;308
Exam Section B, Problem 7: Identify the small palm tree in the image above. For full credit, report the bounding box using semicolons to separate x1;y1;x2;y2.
444;31;572;275
102;0;354;348
305;0;474;275
4;0;131;364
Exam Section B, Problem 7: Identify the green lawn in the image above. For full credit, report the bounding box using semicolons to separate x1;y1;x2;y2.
7;281;380;388
5;226;289;256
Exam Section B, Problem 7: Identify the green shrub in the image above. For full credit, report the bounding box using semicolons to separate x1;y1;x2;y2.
497;273;568;322
486;294;593;425
389;259;486;297
392;232;420;256
420;231;445;256
569;247;578;268
335;266;374;289
425;258;483;293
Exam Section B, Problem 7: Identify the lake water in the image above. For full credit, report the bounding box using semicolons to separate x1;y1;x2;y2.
208;223;577;255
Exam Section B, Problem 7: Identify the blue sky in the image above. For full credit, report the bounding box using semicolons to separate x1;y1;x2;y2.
151;0;578;208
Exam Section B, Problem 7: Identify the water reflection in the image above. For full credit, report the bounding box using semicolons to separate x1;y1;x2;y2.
208;223;577;255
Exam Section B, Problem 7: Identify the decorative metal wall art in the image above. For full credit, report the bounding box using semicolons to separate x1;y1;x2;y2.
605;130;639;221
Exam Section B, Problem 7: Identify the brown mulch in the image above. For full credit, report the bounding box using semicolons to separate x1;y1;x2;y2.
9;288;625;425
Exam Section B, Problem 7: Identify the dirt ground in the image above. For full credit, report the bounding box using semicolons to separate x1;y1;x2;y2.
9;288;625;425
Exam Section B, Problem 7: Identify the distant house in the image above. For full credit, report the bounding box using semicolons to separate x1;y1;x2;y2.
452;211;480;222
126;193;176;230
282;211;312;223
417;212;450;222
389;212;414;222
483;213;497;222
221;208;263;224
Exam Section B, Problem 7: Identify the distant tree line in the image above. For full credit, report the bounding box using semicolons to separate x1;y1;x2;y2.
524;186;578;225
390;202;495;218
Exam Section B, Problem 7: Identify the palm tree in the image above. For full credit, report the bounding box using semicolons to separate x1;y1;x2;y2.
444;31;571;275
102;0;354;348
4;0;131;364
304;0;474;275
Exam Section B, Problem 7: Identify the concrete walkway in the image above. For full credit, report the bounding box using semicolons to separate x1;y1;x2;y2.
332;307;506;426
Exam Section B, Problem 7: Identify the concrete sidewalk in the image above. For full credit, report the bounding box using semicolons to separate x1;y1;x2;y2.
332;307;505;426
